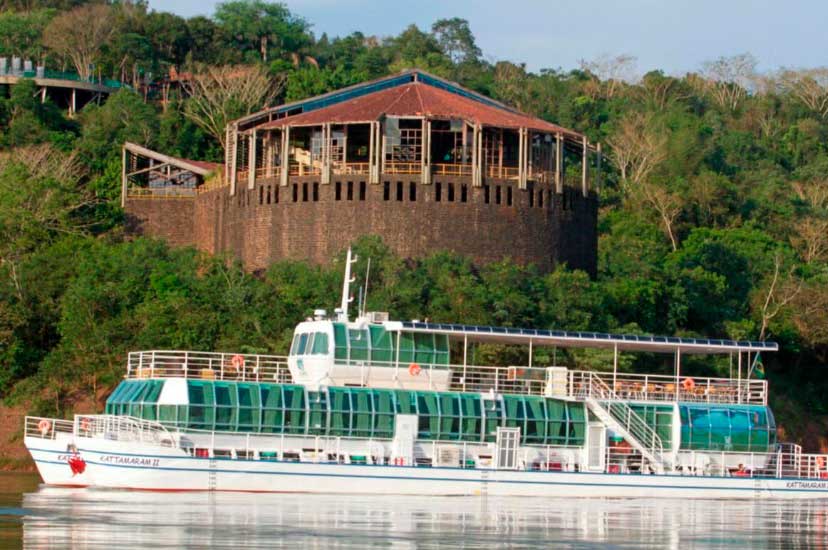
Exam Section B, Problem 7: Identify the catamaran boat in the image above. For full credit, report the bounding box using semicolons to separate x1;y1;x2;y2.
24;251;828;498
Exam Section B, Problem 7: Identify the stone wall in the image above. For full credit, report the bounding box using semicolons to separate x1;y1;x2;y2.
126;175;597;276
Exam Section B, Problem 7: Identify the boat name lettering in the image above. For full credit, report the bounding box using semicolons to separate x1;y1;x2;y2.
785;481;828;490
100;455;160;467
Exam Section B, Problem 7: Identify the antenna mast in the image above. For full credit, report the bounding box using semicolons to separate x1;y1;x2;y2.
339;248;357;322
361;258;371;318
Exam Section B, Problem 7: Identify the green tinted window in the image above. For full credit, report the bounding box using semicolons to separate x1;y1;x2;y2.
348;329;369;361
369;326;395;364
333;323;348;360
398;332;416;363
414;333;435;366
311;332;329;355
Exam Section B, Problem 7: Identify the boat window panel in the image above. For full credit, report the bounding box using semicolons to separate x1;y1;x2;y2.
394;390;416;415
438;393;462;440
483;398;502;442
260;384;284;433
567;403;586;446
307;391;328;435
187;381;215;430
501;395;526;437
140;380;164;421
416;392;440;439
237;383;260;432
434;334;450;366
289;333;301;355
348;329;369;361
352;388;374;438
369;326;395;364
414;333;435;367
311;332;329;355
283;385;307;434
214;382;238;431
328;387;353;437
373;389;396;438
546;399;568;445
523;396;547;445
459;394;483;442
297;333;309;356
333;323;348;360
398;332;416;364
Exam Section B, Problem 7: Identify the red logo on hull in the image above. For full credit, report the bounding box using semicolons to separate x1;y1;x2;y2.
67;454;86;476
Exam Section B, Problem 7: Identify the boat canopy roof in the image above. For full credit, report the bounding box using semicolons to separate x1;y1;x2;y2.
383;321;778;355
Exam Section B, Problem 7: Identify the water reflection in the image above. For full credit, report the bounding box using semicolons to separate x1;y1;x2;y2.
10;486;828;549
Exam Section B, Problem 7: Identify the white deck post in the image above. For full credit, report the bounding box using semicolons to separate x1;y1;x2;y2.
463;334;468;392
675;349;681;401
737;352;742;404
613;343;618;389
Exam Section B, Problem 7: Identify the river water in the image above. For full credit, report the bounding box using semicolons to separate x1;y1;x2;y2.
2;472;828;549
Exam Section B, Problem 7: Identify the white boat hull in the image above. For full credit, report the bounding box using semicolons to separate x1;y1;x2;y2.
26;436;828;499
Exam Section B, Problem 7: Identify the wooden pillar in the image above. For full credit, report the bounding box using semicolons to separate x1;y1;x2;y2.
229;127;238;196
380;120;387;175
581;135;589;198
248;130;257;190
40;87;46;103
498;128;504;179
120;145;127;207
422;119;432;184
368;121;376;183
555;133;563;194
280;126;290;187
70;88;76;117
322;123;332;184
596;142;602;194
471;123;480;187
476;125;483;187
265;132;273;178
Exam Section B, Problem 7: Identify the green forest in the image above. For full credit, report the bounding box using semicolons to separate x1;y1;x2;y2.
2;0;828;452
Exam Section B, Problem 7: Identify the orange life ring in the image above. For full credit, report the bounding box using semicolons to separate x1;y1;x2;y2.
817;456;825;470
682;378;695;391
230;354;245;372
408;363;421;376
38;419;51;435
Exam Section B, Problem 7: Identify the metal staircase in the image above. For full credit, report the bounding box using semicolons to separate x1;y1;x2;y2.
581;373;670;473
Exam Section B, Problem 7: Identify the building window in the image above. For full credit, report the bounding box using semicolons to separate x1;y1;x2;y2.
409;182;416;201
507;186;513;206
528;188;534;207
396;181;403;201
313;182;319;202
292;184;298;202
539;188;544;208
448;183;455;202
461;184;468;203
302;182;309;202
347;181;354;201
335;181;342;201
384;181;390;201
266;186;271;204
496;186;501;205
259;185;264;205
484;184;490;204
435;182;442;202
359;181;366;201
274;186;279;204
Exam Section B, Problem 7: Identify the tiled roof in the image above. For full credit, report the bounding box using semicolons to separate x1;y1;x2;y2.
257;81;580;136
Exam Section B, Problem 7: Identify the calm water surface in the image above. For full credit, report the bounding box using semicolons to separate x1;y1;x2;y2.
2;472;828;548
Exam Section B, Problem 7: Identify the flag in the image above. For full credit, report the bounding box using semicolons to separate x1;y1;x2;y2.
750;353;765;379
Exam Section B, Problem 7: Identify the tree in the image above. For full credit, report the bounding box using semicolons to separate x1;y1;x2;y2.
607;111;668;189
431;18;481;65
698;53;757;111
42;4;115;80
183;64;283;150
0;9;55;60
778;68;828;119
214;0;311;64
579;53;638;100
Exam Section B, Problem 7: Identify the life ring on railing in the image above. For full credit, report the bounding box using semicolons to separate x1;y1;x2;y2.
682;377;696;391
408;363;421;376
80;418;91;432
38;419;51;436
230;354;245;372
817;456;825;470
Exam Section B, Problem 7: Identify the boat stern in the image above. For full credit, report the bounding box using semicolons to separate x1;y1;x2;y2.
24;416;90;487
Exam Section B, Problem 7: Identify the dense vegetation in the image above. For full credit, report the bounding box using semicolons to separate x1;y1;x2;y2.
2;1;828;444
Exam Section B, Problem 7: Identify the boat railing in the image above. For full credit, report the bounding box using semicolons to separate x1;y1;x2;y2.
583;373;666;465
568;370;767;405
74;414;179;448
24;416;74;440
126;350;291;383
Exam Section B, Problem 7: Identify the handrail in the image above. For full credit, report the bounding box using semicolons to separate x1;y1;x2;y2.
568;370;767;405
24;416;74;440
126;350;291;383
75;414;178;448
585;373;666;465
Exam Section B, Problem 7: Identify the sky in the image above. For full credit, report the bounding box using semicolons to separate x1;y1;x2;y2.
147;0;827;75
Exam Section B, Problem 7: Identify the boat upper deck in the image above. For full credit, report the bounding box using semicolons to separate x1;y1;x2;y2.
126;350;768;406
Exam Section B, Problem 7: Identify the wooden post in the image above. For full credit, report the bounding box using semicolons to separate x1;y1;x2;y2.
498;128;504;179
70;88;76;117
422;119;432;184
121;145;127;207
581;135;589;198
248;130;256;190
555;133;563;194
265;131;273;178
280;126;290;187
475;125;483;187
596;142;602;194
368;121;376;183
230;127;238;196
322;123;332;184
380;121;387;175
